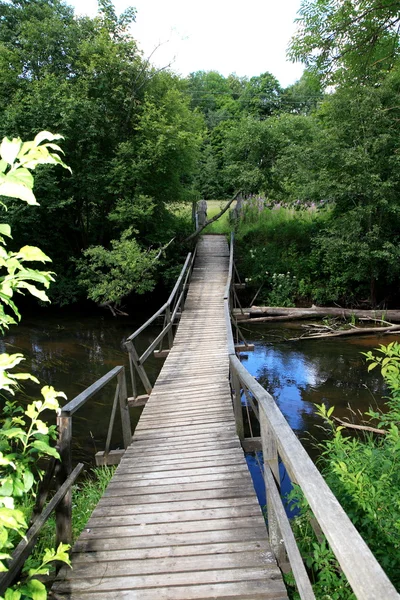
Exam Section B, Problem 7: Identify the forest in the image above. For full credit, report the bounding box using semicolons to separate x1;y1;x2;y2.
1;1;400;598
0;0;399;314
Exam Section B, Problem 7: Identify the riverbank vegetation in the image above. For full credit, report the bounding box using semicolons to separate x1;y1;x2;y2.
1;0;399;313
286;342;400;597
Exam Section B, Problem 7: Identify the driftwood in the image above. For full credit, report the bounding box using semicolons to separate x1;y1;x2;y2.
333;416;388;436
288;324;400;341
237;306;400;324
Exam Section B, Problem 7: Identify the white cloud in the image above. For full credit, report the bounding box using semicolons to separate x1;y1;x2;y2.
71;0;304;86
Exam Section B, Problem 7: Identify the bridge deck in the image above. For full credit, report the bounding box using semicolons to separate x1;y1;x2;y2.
53;235;288;600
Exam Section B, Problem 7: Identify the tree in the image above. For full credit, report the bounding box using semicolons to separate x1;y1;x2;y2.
239;72;282;117
289;0;400;82
0;0;203;305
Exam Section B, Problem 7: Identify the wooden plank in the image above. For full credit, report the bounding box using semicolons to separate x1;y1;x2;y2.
69;540;274;563
77;516;268;541
60;551;280;579
86;505;262;528
91;496;261;517
53;567;285;593
54;236;287;600
100;486;255;505
51;580;288;600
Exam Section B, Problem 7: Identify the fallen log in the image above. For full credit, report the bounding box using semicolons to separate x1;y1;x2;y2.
236;306;400;323
288;324;400;341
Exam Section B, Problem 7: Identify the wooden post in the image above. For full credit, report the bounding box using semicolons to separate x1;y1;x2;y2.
165;305;174;349
127;350;138;400
118;368;132;449
231;368;244;440
260;408;286;566
126;340;152;395
104;382;120;456
55;414;72;548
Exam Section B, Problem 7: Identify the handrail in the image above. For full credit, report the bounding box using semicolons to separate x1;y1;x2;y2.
56;365;131;547
126;252;193;343
61;365;124;415
0;463;83;595
125;249;197;400
224;235;399;600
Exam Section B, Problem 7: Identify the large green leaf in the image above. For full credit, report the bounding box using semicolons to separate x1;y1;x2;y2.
30;440;59;458
0;138;22;166
0;182;37;205
4;168;34;190
34;131;63;146
0;225;11;239
16;246;51;263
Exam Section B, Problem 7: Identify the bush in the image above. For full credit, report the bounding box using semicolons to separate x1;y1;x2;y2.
287;342;400;598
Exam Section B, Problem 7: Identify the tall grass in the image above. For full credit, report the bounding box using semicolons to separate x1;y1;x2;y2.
234;206;331;306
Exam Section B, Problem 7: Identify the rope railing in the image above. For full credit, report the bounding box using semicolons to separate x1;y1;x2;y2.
225;235;399;600
125;249;197;401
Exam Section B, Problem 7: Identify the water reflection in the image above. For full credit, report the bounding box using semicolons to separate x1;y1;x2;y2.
0;311;165;464
241;323;391;448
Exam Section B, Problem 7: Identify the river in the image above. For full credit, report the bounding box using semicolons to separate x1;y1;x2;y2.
0;311;393;498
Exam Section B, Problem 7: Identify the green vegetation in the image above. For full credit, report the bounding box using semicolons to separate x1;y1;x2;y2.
286;342;400;598
0;134;71;598
0;0;398;309
30;467;115;564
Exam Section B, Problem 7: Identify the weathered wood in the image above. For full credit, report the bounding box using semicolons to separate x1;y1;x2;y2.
231;355;399;600
0;463;83;594
30;456;57;525
127;394;149;407
242;437;262;452
61;366;123;416
237;305;400;323
55;415;72;547
288;323;400;341
104;381;120;456
54;235;287;600
154;349;170;358
118;368;132;449
95;449;125;466
235;343;255;352
261;409;286;567
125;340;152;395
263;464;315;600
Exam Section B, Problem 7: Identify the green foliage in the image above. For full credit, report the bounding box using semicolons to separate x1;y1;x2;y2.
0;131;70;597
235;207;327;305
77;229;159;307
288;343;400;597
0;0;203;305
289;0;400;82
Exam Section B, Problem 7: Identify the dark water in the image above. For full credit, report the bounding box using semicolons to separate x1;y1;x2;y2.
1;313;393;480
0;311;165;464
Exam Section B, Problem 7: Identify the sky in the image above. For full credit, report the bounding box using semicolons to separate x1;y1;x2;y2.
69;0;305;87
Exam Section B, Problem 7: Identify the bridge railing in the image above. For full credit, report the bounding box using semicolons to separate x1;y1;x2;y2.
225;235;399;600
56;365;131;546
125;249;196;402
0;365;131;592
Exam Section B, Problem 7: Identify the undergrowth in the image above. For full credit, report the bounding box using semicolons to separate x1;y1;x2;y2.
285;342;400;598
26;466;115;569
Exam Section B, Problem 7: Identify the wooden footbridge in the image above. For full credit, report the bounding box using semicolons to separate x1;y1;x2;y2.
1;235;398;600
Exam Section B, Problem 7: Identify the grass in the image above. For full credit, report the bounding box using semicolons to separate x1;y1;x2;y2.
25;466;115;570
170;199;236;235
